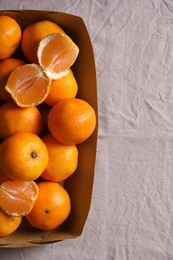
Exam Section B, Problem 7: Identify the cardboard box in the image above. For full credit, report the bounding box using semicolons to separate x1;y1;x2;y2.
0;10;98;248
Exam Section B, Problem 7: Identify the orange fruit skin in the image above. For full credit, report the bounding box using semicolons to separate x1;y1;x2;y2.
21;20;65;63
0;132;49;181
0;16;22;60
26;182;71;231
0;58;25;101
41;134;78;182
0;101;43;139
0;208;22;237
48;98;96;145
45;69;78;106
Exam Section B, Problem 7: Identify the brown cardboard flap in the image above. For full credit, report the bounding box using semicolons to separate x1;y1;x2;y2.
0;10;98;248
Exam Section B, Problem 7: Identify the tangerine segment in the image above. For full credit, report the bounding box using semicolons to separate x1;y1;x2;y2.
5;64;51;107
37;33;79;79
0;181;38;217
0;132;49;181
0;208;22;237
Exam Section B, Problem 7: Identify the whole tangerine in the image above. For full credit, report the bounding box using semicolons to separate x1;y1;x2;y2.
0;101;43;139
26;182;71;231
0;58;25;101
45;69;78;106
0;208;22;237
41;134;78;182
21;20;65;63
0;16;22;60
0;132;49;181
48;98;96;145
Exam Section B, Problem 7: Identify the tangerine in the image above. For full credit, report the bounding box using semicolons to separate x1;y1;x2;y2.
5;64;51;107
0;208;22;237
48;98;96;145
45;69;78;106
0;132;49;181
37;33;79;79
21;20;65;63
0;180;38;216
0;16;22;60
0;58;25;101
26;182;71;231
0;101;43;139
41;134;78;182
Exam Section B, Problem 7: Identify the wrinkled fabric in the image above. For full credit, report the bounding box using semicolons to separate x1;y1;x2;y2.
1;0;173;259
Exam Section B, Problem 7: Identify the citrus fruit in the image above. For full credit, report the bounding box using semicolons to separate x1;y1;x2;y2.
0;180;38;216
48;98;96;145
0;132;49;181
37;33;79;79
0;16;22;60
45;69;78;106
0;58;25;101
41;134;78;182
21;20;65;63
0;208;22;237
0;101;43;139
26;182;71;231
5;63;51;107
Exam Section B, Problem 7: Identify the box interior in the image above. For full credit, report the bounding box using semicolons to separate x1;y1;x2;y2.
0;10;97;248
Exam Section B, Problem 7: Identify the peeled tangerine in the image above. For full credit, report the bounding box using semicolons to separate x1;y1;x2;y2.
5;64;51;108
5;33;79;108
37;33;79;80
0;181;38;217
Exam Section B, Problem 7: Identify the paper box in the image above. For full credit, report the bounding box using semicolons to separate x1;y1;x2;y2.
0;10;97;248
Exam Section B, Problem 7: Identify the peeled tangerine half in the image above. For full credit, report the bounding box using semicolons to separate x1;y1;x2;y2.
37;33;79;80
0;181;38;216
5;64;51;107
